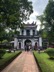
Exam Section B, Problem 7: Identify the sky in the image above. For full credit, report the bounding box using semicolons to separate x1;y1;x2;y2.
25;0;48;30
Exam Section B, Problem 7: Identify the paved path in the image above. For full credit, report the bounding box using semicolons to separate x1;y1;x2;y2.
1;51;40;72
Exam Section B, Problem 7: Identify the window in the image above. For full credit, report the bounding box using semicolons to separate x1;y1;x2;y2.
22;30;24;35
33;30;35;35
26;30;30;36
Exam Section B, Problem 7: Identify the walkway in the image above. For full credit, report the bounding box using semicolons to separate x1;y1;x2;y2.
1;51;40;72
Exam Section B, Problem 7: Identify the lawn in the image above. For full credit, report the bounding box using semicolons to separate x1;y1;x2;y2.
33;48;54;72
0;51;21;71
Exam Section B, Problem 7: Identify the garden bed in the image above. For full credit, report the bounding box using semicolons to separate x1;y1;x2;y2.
0;51;22;71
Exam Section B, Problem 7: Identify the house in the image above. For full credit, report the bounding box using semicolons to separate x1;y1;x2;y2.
14;22;42;50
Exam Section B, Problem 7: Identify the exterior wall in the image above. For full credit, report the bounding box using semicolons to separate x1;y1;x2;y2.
17;39;38;49
14;37;42;50
31;39;38;48
20;29;37;36
13;38;40;50
15;24;40;49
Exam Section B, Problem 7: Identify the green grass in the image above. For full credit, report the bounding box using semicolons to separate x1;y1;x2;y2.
33;50;54;72
0;51;21;70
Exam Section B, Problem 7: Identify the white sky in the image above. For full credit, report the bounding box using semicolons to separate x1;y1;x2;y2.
25;0;48;30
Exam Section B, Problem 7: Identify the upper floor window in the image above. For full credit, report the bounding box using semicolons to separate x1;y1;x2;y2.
33;30;35;35
26;30;30;36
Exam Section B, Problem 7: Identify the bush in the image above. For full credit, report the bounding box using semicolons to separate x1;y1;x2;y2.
45;48;54;58
0;50;6;58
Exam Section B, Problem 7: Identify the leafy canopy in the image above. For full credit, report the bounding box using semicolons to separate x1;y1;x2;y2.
0;0;33;41
37;0;54;43
0;0;33;30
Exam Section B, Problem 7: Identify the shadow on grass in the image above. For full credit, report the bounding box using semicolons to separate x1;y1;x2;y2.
48;58;54;61
0;57;3;59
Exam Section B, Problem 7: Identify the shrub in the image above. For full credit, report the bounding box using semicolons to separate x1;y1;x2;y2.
45;48;54;58
0;50;6;58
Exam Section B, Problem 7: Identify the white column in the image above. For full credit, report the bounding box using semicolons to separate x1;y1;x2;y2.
37;42;39;47
39;37;42;47
14;38;18;49
21;42;24;49
23;39;25;49
30;30;33;35
24;29;26;35
20;30;22;35
35;30;37;35
17;40;19;49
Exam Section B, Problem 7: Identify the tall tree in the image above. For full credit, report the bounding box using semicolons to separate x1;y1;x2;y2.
0;0;33;30
37;0;54;43
0;0;33;41
44;0;54;43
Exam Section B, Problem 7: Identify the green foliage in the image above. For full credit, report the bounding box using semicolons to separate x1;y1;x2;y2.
44;0;54;24
45;48;54;58
42;30;47;38
33;51;54;72
38;29;48;38
0;30;8;42
0;0;33;41
37;0;54;43
2;40;8;43
0;30;12;42
0;0;33;30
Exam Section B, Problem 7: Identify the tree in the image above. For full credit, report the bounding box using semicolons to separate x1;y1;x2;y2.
0;0;33;41
44;0;54;43
0;0;33;30
37;0;54;43
0;30;8;43
44;0;54;28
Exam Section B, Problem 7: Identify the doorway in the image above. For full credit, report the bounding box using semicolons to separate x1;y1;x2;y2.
19;43;21;49
34;42;37;50
24;39;32;51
